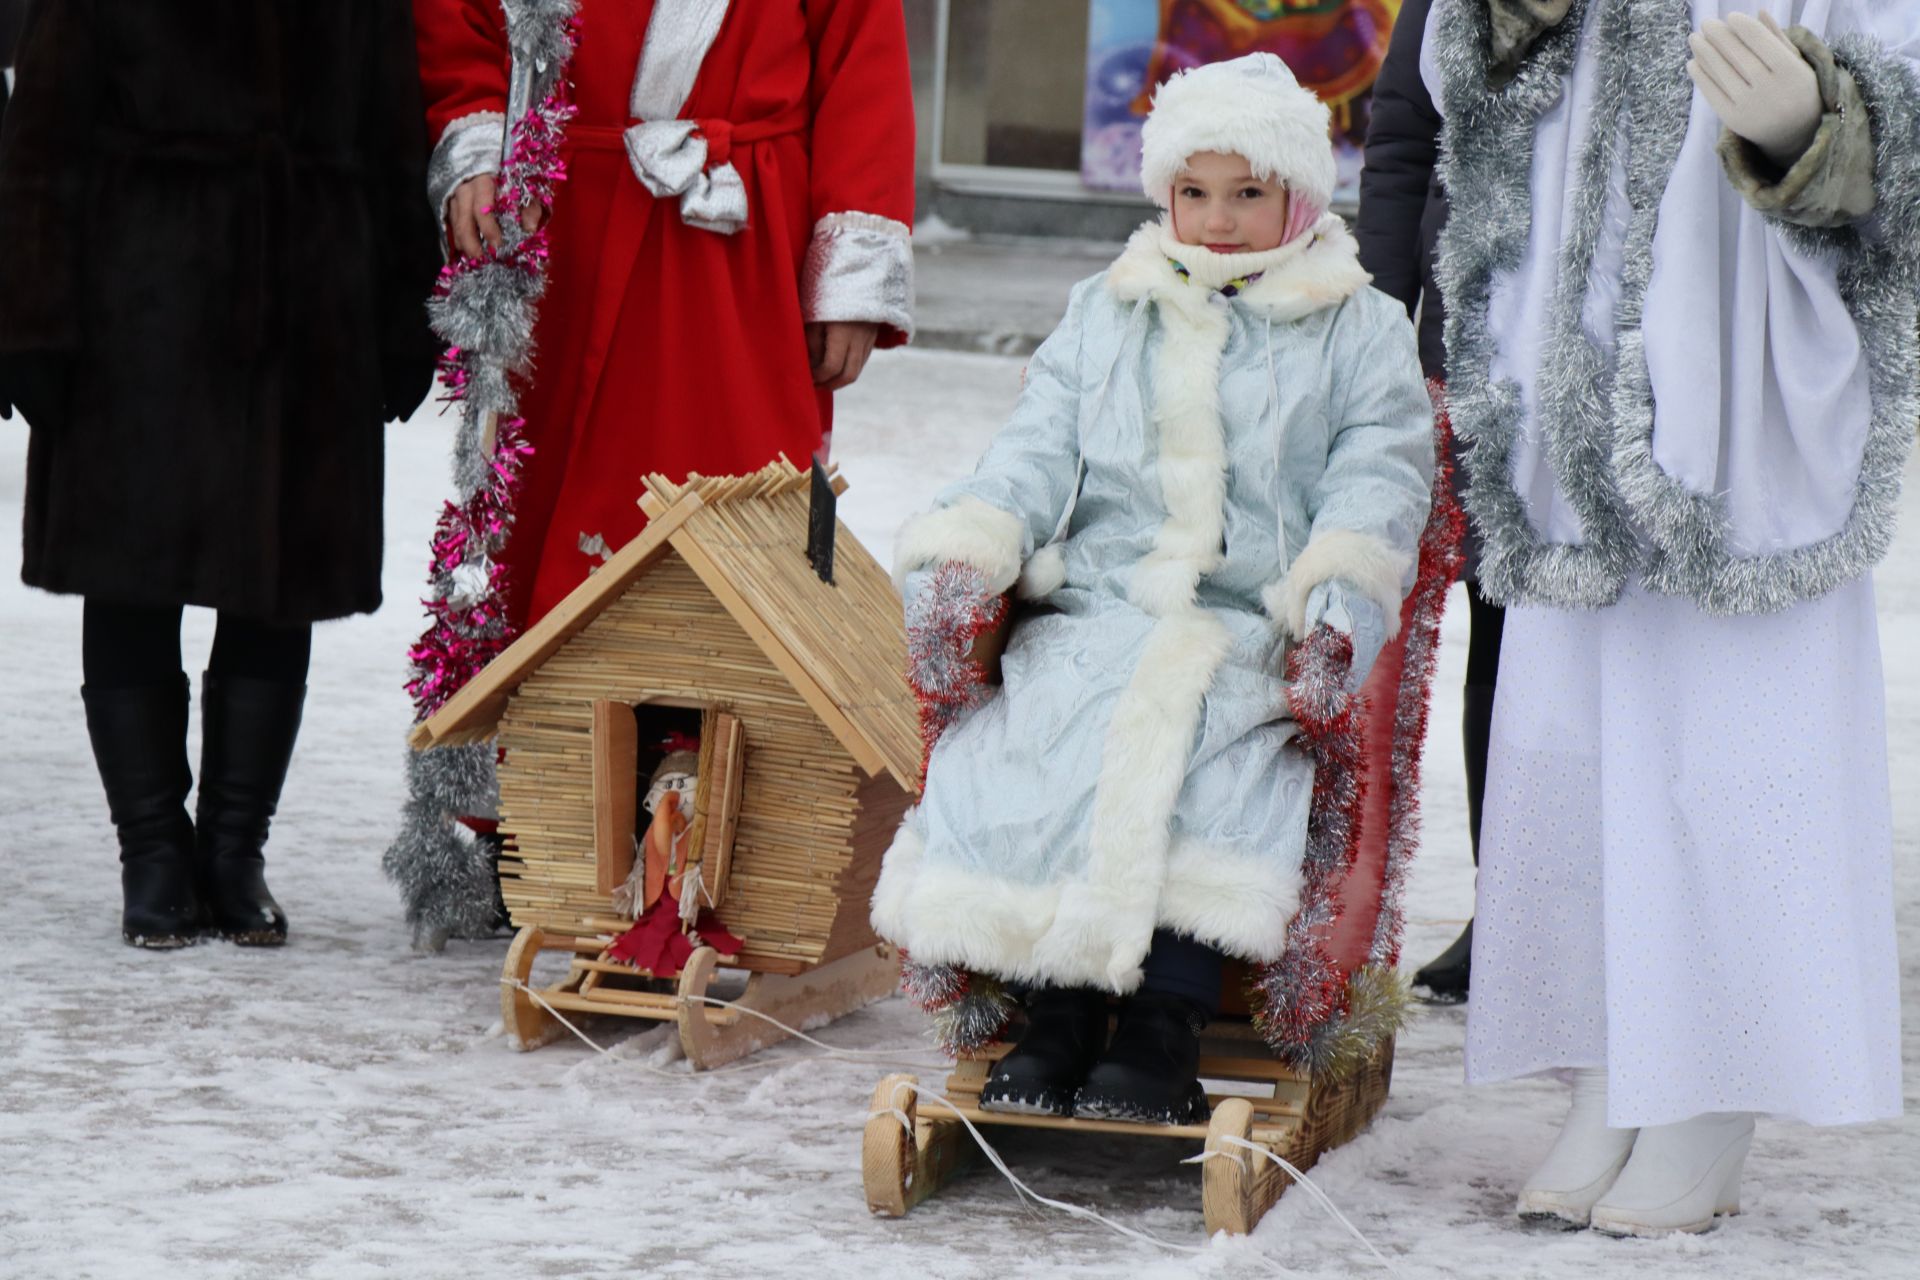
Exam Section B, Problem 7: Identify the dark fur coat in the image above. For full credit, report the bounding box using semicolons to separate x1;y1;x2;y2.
0;0;442;622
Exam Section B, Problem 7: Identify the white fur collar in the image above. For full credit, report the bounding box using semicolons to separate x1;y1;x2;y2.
1106;216;1370;322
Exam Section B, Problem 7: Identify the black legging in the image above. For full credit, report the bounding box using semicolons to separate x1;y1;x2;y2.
1461;582;1505;866
1464;582;1506;689
82;600;312;690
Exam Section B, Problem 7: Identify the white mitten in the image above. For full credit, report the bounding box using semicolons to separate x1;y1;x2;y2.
1687;12;1822;167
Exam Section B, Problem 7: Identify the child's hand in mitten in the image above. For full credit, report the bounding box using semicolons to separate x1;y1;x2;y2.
904;563;1008;707
1304;579;1390;691
1688;12;1822;167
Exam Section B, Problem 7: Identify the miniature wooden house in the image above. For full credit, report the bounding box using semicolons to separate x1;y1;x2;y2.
411;463;922;1066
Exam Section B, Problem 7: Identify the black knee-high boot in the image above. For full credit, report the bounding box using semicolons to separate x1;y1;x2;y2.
194;673;305;944
82;675;201;947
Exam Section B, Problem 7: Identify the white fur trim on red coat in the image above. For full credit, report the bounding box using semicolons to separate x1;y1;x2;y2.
1264;528;1413;642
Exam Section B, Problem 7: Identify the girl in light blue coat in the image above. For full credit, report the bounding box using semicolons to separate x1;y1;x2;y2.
872;54;1435;1124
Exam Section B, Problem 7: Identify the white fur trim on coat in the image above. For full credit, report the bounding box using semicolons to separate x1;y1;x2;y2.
1031;610;1235;989
1265;528;1413;641
1107;220;1371;324
1016;543;1068;599
872;613;1236;992
1157;837;1301;963
891;497;1024;594
1126;278;1231;618
1139;54;1336;212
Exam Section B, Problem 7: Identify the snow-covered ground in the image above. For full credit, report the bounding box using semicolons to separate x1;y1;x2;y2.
1;348;1914;1280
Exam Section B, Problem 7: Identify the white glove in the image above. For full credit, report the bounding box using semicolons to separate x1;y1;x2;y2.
1687;12;1822;167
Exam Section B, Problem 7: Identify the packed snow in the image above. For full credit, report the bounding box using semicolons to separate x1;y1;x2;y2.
1;347;1914;1279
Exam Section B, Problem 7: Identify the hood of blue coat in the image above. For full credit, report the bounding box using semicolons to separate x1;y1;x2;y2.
1106;217;1372;323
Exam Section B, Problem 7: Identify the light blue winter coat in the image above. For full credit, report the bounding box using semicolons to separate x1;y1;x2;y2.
871;219;1434;993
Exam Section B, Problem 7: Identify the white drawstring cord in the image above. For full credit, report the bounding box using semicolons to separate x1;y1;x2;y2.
501;976;948;1075
1185;1138;1406;1277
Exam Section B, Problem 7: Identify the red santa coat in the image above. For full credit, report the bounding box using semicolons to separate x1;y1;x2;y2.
415;0;915;626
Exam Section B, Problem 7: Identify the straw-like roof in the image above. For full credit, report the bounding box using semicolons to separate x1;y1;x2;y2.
411;460;921;791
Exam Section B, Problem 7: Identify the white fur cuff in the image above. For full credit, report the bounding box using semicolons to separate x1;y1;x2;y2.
892;497;1025;594
1016;543;1068;599
1157;837;1301;963
1266;529;1412;640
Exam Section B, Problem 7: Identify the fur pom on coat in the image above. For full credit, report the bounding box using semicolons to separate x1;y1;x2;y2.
873;219;1434;993
0;0;442;622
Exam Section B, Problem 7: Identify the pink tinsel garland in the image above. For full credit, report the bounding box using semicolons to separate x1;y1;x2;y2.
404;49;579;720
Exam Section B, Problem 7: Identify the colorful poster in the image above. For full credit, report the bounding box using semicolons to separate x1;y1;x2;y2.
1081;0;1402;205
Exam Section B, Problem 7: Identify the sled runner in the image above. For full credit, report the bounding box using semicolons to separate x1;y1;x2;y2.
412;462;921;1068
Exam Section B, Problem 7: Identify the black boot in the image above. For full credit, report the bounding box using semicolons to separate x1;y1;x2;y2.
1415;682;1495;1002
82;676;201;948
1073;992;1211;1125
1413;919;1473;1002
194;673;304;944
978;986;1109;1116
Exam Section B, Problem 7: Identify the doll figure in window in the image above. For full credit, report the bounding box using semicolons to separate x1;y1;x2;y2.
610;746;741;974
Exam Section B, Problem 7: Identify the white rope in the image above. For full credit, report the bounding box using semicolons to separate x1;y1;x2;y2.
1185;1137;1406;1278
873;1078;1299;1277
501;977;949;1075
509;975;1394;1275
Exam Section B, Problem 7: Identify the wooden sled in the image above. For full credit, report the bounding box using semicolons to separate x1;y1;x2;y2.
503;925;900;1070
863;1023;1394;1236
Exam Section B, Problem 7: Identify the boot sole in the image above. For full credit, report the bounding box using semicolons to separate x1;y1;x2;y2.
1589;1209;1736;1239
977;1084;1076;1117
1589;1133;1749;1238
124;931;199;949
219;929;287;947
1072;1092;1211;1126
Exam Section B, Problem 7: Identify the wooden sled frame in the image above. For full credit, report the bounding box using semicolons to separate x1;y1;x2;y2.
502;925;899;1069
863;1025;1394;1235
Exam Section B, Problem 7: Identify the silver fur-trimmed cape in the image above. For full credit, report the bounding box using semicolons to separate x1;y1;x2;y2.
1436;0;1920;615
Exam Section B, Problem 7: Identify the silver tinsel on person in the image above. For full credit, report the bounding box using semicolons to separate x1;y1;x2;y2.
1438;0;1919;617
383;0;579;951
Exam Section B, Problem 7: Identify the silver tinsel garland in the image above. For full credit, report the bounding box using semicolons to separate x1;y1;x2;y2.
1438;0;1919;616
384;0;579;951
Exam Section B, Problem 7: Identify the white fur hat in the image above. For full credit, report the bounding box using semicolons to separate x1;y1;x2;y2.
1138;53;1336;214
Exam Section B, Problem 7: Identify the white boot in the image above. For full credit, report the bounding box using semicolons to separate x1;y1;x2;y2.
1516;1068;1639;1227
1589;1112;1754;1238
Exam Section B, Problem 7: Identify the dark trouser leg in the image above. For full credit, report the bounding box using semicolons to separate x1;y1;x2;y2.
193;614;311;944
1416;583;1505;1000
1074;930;1217;1125
1138;928;1225;1013
80;600;199;946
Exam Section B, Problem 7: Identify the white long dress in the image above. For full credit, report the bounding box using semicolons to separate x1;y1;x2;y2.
1465;579;1901;1126
1426;0;1913;1127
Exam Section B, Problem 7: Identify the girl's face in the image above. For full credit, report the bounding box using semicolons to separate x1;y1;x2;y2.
1170;151;1291;254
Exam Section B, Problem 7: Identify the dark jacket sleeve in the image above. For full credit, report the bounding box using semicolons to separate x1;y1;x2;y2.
1356;0;1437;319
0;0;96;357
1356;0;1447;380
360;0;443;421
